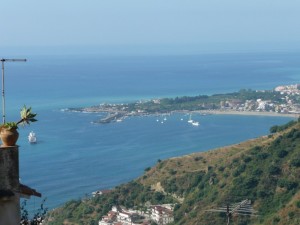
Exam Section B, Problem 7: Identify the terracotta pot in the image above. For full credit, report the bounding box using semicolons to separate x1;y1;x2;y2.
0;128;19;147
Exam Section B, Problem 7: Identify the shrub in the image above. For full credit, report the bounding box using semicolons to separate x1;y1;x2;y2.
244;177;259;189
218;166;225;172
194;156;203;161
169;169;177;175
270;125;279;133
232;170;240;177
257;190;269;198
276;149;288;158
290;158;300;167
243;156;252;163
144;167;151;172
153;192;164;201
292;131;300;139
288;211;295;219
278;179;298;190
268;165;281;175
253;168;263;176
273;136;282;145
232;158;239;163
257;152;269;160
273;216;280;223
232;164;246;177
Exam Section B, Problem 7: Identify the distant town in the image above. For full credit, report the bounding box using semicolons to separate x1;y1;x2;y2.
219;84;300;114
66;84;300;124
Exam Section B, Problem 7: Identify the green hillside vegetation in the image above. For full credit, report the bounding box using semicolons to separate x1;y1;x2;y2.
46;119;300;225
124;89;287;112
76;88;292;114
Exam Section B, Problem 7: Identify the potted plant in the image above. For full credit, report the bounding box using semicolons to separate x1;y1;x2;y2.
0;106;37;147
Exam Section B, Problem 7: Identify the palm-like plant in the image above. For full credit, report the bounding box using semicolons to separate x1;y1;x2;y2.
18;105;38;126
0;105;37;146
1;105;37;130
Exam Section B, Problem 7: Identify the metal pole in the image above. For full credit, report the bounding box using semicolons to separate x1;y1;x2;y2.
1;60;5;124
0;59;27;124
226;204;230;225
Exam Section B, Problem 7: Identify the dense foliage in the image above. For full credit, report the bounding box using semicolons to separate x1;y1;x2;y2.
159;120;300;225
20;199;47;225
126;89;288;113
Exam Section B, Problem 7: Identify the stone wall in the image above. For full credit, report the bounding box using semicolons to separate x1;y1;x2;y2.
0;146;20;225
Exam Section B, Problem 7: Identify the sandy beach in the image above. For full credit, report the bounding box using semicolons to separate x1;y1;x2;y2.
194;110;300;118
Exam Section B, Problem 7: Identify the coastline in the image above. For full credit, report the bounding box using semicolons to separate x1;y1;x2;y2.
66;107;299;124
66;83;300;123
195;110;299;118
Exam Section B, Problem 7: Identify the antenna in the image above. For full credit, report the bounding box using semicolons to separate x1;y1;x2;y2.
205;199;258;225
1;58;27;123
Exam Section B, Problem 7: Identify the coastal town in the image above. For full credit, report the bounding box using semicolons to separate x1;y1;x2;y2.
92;191;174;225
98;204;174;225
219;84;300;114
66;84;300;124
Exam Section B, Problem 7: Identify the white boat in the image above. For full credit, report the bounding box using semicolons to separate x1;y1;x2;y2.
28;131;37;143
192;121;199;126
188;114;193;123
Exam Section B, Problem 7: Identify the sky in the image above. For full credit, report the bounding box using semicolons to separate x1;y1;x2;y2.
1;0;300;54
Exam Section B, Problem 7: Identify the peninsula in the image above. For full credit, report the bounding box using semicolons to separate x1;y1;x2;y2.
65;84;300;123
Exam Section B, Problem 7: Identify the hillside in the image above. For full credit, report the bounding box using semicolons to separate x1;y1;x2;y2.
45;119;300;225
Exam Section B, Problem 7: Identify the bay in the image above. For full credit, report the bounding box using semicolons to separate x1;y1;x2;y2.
3;52;299;211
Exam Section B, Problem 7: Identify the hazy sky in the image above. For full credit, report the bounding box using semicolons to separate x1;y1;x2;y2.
1;0;300;54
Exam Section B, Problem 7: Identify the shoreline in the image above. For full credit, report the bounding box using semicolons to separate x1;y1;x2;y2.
67;107;299;124
194;110;299;118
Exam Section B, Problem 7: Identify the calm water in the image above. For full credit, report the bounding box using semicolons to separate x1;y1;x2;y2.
3;52;299;211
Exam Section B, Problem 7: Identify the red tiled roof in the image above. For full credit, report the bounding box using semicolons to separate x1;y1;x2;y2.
151;205;173;215
101;190;112;194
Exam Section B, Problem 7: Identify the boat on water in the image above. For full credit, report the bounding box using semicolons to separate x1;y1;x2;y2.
192;121;200;126
28;131;37;143
188;114;194;123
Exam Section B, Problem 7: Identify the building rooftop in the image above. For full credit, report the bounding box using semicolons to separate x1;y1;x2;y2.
19;183;42;198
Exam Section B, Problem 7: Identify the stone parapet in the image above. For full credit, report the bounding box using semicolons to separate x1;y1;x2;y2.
0;146;20;225
0;146;19;192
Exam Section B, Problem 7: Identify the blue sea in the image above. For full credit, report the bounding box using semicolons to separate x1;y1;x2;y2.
3;52;300;212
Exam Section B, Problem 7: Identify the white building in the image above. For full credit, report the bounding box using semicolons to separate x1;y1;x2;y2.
117;211;141;225
98;211;117;225
151;205;174;225
100;205;173;225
